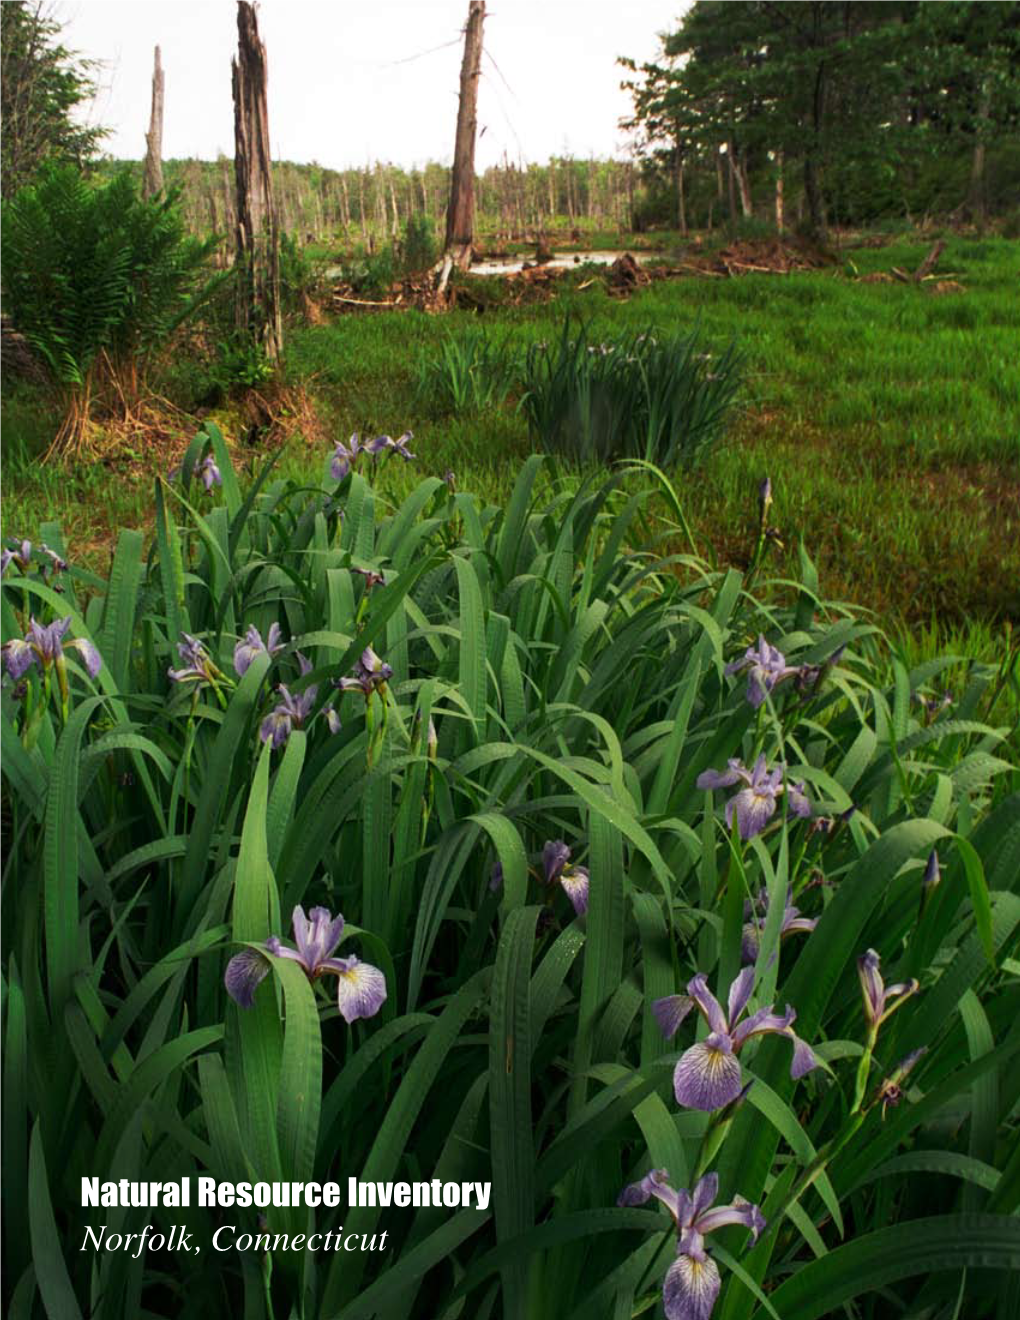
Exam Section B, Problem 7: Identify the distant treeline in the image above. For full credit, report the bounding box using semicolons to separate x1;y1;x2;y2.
94;157;640;251
96;123;1019;259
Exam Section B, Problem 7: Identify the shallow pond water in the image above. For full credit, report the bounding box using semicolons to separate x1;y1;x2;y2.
467;250;657;276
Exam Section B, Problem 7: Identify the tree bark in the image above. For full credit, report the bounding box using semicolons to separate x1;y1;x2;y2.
444;0;485;270
734;155;752;218
803;50;829;242
232;0;282;359
674;142;687;237
966;85;991;220
142;46;164;199
774;149;785;234
803;151;825;241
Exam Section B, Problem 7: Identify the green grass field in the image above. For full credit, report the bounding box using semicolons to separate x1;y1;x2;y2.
4;233;1018;652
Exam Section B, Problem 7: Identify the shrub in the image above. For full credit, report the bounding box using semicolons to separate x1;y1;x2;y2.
340;243;397;299
520;315;743;467
0;164;216;456
210;331;275;393
2;435;1017;1318
278;229;326;316
398;212;438;275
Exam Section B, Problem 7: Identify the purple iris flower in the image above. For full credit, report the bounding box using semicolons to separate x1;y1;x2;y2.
875;1046;927;1118
740;891;817;964
489;860;504;893
365;430;415;460
16;539;32;567
618;1169;764;1320
541;839;589;916
41;545;68;573
786;779;811;818
225;904;387;1023
725;636;802;709
696;755;810;841
758;476;773;515
199;453;222;491
336;646;393;697
260;685;317;747
330;434;364;481
2;540;37;576
234;622;285;676
2;616;102;681
916;691;952;722
260;657;318;747
168;633;217;685
922;850;940;892
857;949;919;1033
653;968;818;1111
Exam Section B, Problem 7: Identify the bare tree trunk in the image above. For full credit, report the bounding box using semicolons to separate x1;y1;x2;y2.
340;174;351;236
803;52;829;242
735;157;752;217
442;0;485;280
389;175;400;238
774;149;785;234
232;0;282;360
803;152;825;242
208;189;219;253
142;46;164;199
220;158;235;263
673;135;687;237
966;85;991;220
726;144;738;228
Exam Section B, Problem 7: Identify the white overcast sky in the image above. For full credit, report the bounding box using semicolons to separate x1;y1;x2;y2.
56;1;688;171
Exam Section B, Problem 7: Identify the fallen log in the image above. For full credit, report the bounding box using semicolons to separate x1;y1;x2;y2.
332;294;400;308
912;239;945;283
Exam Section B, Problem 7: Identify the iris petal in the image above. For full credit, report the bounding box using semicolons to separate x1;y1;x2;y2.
673;1041;743;1111
652;994;695;1040
542;839;571;885
727;787;778;840
727;967;755;1024
695;1195;766;1243
663;1251;721;1320
67;637;103;678
790;1034;819;1079
689;1173;719;1219
2;638;37;679
326;956;387;1023
560;867;589;916
224;948;272;1008
617;1168;682;1222
687;975;729;1035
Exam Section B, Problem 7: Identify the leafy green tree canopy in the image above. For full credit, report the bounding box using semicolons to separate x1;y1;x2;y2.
1;0;106;196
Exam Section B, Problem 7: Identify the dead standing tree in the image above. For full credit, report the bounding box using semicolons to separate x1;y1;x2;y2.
232;1;282;360
142;45;164;198
437;0;485;295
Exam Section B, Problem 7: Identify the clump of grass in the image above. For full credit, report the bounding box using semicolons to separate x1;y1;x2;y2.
520;314;742;467
414;326;520;415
